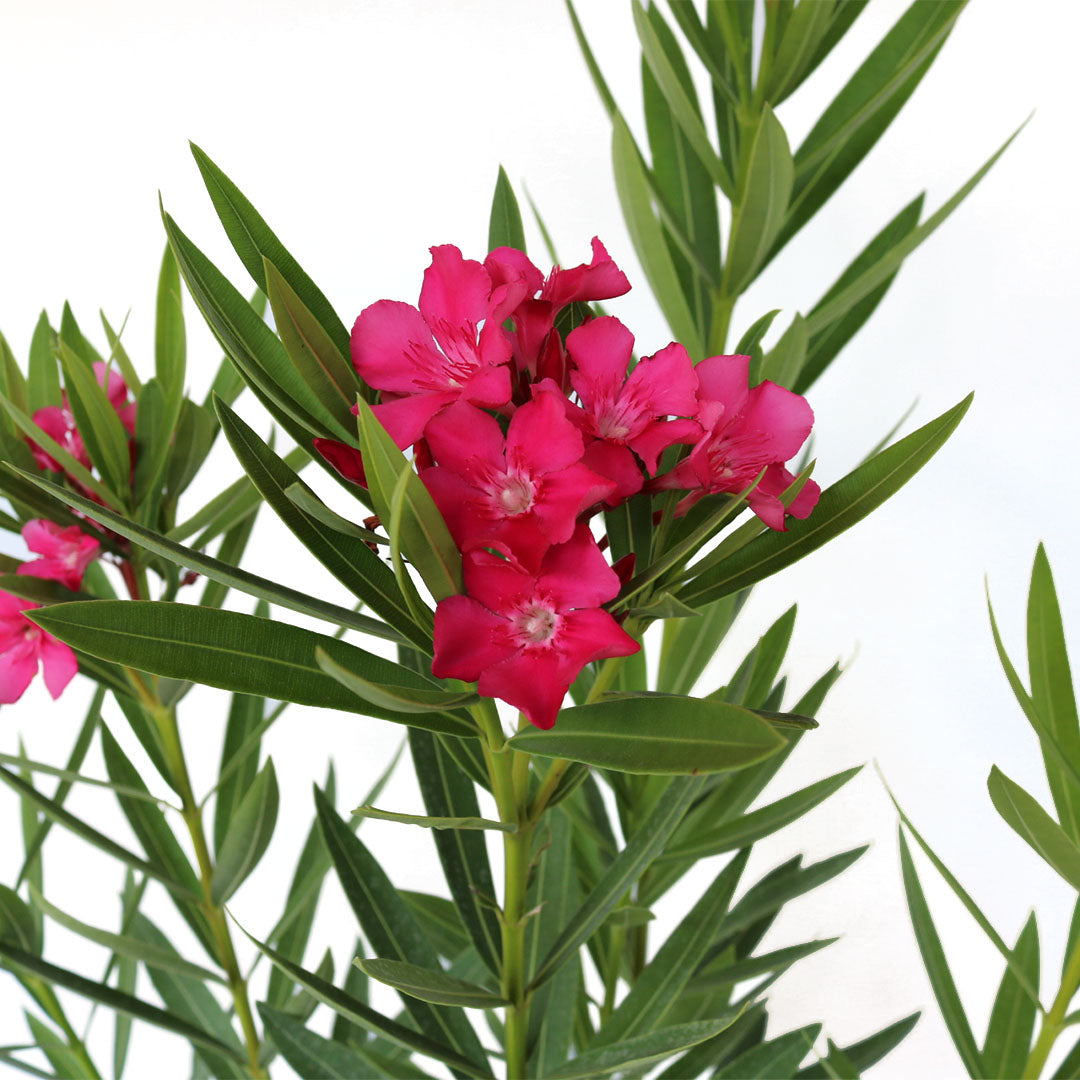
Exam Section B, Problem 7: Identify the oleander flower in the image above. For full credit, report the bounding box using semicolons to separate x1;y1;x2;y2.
421;391;614;570
649;353;819;529
16;520;101;590
484;237;631;384
432;525;638;729
0;591;78;704
351;245;528;449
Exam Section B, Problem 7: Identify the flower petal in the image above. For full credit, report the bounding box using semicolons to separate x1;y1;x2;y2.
555;608;640;675
419;245;492;336
312;438;367;486
432;595;516;682
624;342;699;418
351;300;442;392
40;637;78;699
627;417;701;476
544;237;631;308
740;381;815;462
567;316;635;414
581;440;643;503
425;401;506;474
462;548;535;614
478;648;568;730
506;390;584;475
372;392;456;449
695;354;750;427
540;525;621;610
0;647;39;704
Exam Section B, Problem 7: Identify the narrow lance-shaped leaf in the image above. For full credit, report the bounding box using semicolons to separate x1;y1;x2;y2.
211;759;279;905
358;958;505;1009
488;166;526;252
982;913;1039;1080
27;310;60;413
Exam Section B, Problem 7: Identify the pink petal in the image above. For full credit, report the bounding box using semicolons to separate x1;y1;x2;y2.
532;464;615;541
40;637;78;699
432;595;516;682
0;590;33;619
18;559;79;590
22;519;66;559
418;466;478;546
625;342;699;418
695;355;750;424
462;548;535;614
506;390;584;476
581;441;643;503
351;300;442;392
544;238;631;308
312;438;367;486
627;417;701;476
789;477;821;519
0;646;39;704
478;648;568;730
419;245;492;337
484;247;544;297
94;362;130;410
539;525;620;610
535;330;568;390
740;381;815;461
554;607;640;674
372;392;456;449
459;352;512;409
758;465;821;520
746;490;789;531
567;316;635;414
425;401;506;475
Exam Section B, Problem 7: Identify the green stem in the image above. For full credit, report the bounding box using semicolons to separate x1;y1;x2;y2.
153;704;266;1080
1024;930;1080;1078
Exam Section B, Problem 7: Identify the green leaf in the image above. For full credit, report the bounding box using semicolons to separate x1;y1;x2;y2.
632;0;734;198
30;600;475;736
988;765;1080;890
595;850;749;1048
258;1004;393;1080
408;730;502;978
759;313;807;390
283;481;383;544
189;143;350;361
488;166;526;252
547;1019;735;1079
689;938;838;992
798;193;924;394
660;766;861;862
658;591;745;696
132;378;167;509
529;775;705;992
714;1023;821;1078
806;117;1027;338
242;931;493;1078
796;1011;921;1078
898;828;983;1077
26;884;222;984
98;724;216;958
680;394;973;608
400;892;470;962
264;257;357;428
764;0;835;104
358;959;505;1009
0;886;38;954
353;806;512;832
210;758;279;904
99;309;142;394
774;0;966;261
319;650;474;714
509;696;785;774
724;105;793;296
0;764;195;900
164;399;217;501
27;311;60;413
611;112;703;360
154;242;186;438
0;943;246;1066
11;465;396;642
213;692;264;855
355;397;463;600
59;302;101;367
1027;544;1080;843
23;1013;91;1080
982;913;1039;1079
0;750;172;806
564;0;617;117
314;789;491;1073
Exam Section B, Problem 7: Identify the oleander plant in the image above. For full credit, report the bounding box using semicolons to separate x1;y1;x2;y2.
0;2;1023;1078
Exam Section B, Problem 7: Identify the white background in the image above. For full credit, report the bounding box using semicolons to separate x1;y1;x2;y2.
1;1;1078;1077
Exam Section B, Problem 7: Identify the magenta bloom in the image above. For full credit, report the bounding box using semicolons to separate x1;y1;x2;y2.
556;316;701;502
650;354;820;529
351;245;529;449
421;391;614;570
17;520;101;590
0;591;78;704
29;363;136;473
432;525;639;729
484;238;631;382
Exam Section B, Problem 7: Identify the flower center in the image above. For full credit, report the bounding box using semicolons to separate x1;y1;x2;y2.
513;602;560;646
594;399;636;442
496;474;535;516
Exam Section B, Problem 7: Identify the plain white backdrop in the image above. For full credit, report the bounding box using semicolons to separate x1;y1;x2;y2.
1;1;1078;1077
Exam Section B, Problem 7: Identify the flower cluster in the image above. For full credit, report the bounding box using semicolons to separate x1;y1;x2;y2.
348;241;820;728
0;521;100;703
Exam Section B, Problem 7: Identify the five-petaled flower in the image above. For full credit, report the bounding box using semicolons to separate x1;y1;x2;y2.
0;592;77;704
432;525;639;730
17;520;101;591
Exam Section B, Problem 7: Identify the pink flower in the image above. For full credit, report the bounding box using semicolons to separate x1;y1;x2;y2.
554;316;701;503
649;354;820;529
484;238;631;383
16;520;100;590
421;391;614;570
351;245;528;449
0;591;78;704
312;437;367;487
432;525;639;729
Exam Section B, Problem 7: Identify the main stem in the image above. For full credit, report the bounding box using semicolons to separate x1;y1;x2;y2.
1024;930;1080;1078
154;703;265;1079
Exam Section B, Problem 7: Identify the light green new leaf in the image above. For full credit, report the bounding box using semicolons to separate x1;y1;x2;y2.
356;397;463;600
982;913;1039;1079
488;166;526;252
547;1019;736;1079
27;311;60;413
30;601;475;737
988;766;1080;891
210;759;279;905
509;695;784;774
898;829;983;1077
724;106;793;297
358;958;505;1009
680;394;972;608
1027;544;1080;843
154;242;186;441
764;0;835;104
